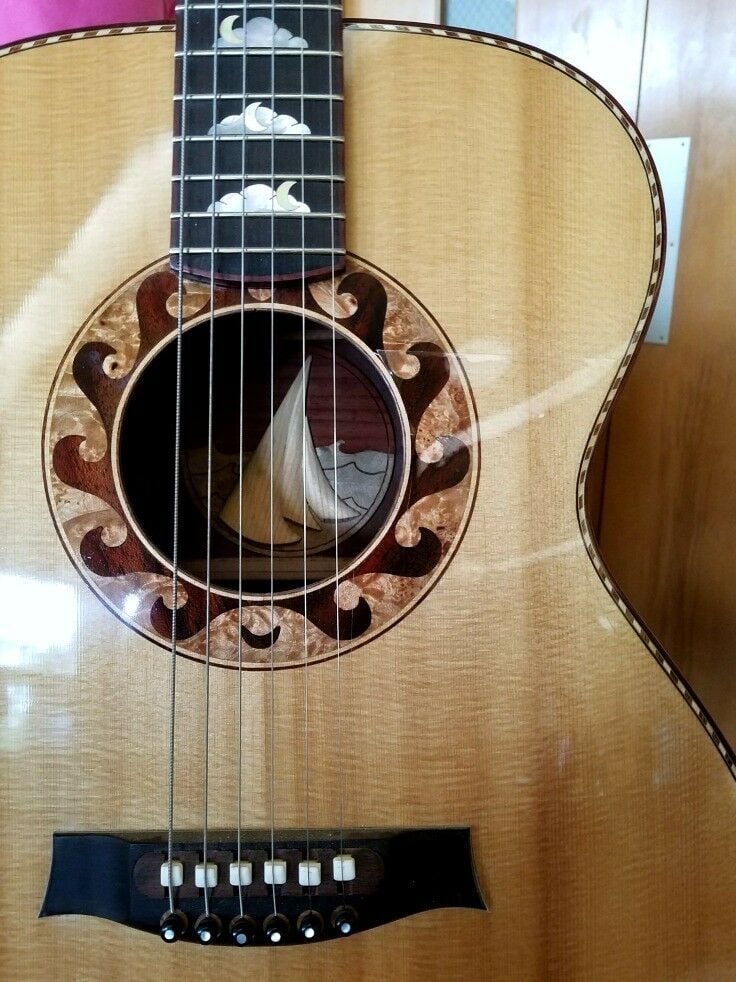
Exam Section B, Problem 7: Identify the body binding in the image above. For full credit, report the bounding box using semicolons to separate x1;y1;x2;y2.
1;18;736;981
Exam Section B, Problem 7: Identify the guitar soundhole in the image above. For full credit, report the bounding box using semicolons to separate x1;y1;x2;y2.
117;310;407;598
45;257;479;666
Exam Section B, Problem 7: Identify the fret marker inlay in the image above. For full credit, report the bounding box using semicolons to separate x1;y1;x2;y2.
209;181;311;214
209;102;311;136
171;0;345;281
217;15;309;49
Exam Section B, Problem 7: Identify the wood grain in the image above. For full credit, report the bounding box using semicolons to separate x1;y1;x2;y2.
1;22;735;982
516;0;647;116
571;0;736;754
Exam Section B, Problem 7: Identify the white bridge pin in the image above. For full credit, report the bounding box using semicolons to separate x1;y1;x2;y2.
159;860;184;888
333;855;356;882
264;859;288;885
194;862;218;889
298;860;322;887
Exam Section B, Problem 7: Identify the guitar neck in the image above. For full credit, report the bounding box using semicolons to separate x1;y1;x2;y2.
170;1;346;284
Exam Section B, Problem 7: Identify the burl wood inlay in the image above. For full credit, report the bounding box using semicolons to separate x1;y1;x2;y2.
44;256;479;668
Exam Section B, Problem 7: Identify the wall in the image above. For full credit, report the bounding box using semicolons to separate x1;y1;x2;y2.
517;0;736;746
445;0;516;35
345;0;440;20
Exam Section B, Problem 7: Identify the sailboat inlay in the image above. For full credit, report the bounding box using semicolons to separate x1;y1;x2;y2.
220;356;359;544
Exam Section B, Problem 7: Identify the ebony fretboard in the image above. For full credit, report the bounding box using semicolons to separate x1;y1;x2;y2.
170;2;345;284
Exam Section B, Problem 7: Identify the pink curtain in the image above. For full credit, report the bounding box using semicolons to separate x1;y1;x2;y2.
0;1;176;48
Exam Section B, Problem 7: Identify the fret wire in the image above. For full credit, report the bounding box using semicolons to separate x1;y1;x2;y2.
174;93;343;100
173;173;345;181
177;49;342;57
171;0;346;279
170;246;345;253
175;134;344;142
173;211;346;218
176;3;342;8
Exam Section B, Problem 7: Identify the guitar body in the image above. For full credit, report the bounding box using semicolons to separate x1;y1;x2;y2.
2;21;736;981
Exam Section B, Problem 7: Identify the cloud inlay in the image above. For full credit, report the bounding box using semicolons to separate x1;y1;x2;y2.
209;102;311;137
208;182;311;214
217;16;309;49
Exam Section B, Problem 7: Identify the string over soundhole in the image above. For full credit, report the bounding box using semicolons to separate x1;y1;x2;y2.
44;257;480;669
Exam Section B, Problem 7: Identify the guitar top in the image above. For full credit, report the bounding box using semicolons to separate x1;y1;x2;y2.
1;7;735;980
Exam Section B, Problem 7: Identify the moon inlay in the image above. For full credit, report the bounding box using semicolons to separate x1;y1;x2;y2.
218;15;241;46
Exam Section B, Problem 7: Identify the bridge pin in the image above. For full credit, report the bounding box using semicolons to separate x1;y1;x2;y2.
263;913;290;945
331;905;359;937
229;914;258;947
297;909;325;942
194;912;222;945
159;909;188;944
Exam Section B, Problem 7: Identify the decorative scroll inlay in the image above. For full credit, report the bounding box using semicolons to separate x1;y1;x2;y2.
9;2;735;783
44;256;479;669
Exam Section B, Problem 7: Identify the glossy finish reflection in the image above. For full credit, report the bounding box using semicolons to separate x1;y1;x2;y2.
1;20;735;982
0;576;77;752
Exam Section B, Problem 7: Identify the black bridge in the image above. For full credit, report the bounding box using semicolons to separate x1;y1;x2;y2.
41;828;486;946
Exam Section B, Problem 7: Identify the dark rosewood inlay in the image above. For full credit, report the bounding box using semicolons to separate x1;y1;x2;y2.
44;256;480;670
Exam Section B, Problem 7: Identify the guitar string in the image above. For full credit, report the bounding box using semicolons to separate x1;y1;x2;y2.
328;0;346;878
235;0;249;920
201;0;222;921
299;0;313;908
268;0;278;918
167;0;190;914
174;0;638;931
634;0;651;127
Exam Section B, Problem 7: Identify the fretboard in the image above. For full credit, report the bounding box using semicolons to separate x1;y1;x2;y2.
170;2;345;284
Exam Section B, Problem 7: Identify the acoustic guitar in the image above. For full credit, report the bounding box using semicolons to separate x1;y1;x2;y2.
2;5;735;979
